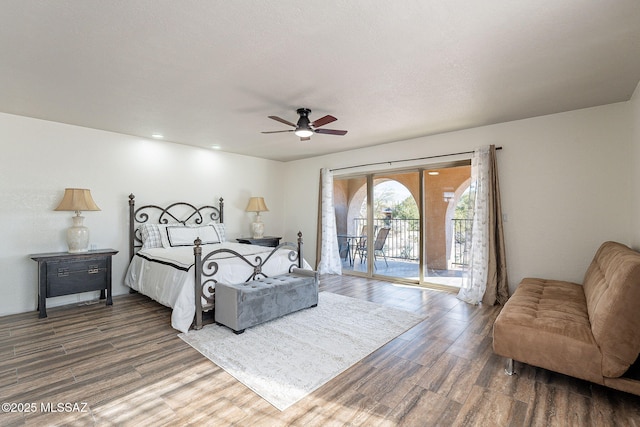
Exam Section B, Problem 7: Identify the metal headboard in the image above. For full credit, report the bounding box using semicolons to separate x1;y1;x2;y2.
128;193;224;261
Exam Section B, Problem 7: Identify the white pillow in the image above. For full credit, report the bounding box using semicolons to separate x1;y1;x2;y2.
166;224;220;247
159;223;174;248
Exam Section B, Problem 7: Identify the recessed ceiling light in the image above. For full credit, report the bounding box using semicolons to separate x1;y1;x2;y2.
428;171;440;176
151;133;163;139
211;144;221;150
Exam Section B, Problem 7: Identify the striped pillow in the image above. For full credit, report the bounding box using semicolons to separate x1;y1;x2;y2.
140;224;163;249
211;223;226;243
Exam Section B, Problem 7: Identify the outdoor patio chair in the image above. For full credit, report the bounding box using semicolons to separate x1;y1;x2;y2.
354;225;368;263
357;227;390;268
338;236;350;261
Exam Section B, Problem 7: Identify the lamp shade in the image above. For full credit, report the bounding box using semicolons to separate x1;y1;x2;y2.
54;188;101;212
245;197;268;213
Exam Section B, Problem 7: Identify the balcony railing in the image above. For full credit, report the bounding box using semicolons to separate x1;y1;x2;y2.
452;218;472;266
350;217;472;266
351;218;419;261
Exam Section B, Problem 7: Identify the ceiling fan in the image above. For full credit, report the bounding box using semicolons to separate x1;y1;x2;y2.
261;108;348;141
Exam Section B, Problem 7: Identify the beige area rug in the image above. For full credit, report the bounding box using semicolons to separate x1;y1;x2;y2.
178;292;425;411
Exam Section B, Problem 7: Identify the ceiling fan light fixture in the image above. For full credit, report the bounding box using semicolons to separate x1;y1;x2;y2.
294;128;314;138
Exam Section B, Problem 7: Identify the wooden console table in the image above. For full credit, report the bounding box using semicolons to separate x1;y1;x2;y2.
30;249;118;318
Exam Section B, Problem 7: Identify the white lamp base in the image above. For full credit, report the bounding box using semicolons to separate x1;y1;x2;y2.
251;213;265;239
67;215;90;253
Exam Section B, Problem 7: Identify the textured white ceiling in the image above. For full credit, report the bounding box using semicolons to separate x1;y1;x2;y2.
1;1;639;161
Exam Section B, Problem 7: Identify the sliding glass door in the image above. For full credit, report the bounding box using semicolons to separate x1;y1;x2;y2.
334;171;420;281
334;161;470;288
422;163;471;288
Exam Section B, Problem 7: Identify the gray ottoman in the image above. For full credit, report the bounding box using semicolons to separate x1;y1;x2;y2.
214;268;318;334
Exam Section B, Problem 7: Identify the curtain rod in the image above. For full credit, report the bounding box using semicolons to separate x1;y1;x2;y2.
330;146;502;172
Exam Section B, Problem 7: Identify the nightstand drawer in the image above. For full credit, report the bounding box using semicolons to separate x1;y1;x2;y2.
46;258;108;297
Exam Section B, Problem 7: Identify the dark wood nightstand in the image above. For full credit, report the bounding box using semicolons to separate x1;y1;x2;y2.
236;236;282;247
30;249;118;318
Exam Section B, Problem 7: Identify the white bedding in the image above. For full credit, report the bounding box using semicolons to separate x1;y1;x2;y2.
124;242;310;333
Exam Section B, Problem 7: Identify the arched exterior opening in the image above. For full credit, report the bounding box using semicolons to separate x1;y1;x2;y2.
333;162;470;287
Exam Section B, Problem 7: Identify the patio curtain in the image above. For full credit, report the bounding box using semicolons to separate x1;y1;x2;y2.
457;145;509;305
316;168;342;275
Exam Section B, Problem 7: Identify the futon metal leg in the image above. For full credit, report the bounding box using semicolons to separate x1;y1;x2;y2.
505;358;515;376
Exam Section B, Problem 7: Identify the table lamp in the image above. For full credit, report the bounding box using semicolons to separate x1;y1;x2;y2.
54;188;101;252
245;197;268;238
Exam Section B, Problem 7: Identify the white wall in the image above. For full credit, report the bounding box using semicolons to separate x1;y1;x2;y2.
2;98;636;316
283;102;633;293
630;82;640;250
0;112;285;316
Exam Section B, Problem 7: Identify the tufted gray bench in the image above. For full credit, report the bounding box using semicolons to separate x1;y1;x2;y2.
214;268;318;334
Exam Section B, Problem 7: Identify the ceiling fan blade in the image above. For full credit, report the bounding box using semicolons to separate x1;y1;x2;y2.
311;115;337;128
268;116;296;127
300;136;311;142
315;128;348;136
261;130;295;134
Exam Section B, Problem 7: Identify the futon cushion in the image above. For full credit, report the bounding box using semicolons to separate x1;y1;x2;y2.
582;241;640;377
493;278;603;384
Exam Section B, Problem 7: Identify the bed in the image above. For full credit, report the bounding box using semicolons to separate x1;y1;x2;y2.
124;194;308;332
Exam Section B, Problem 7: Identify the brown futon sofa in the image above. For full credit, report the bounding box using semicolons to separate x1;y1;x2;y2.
493;241;640;395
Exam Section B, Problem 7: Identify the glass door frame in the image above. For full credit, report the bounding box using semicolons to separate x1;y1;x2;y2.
335;160;470;290
364;174;375;277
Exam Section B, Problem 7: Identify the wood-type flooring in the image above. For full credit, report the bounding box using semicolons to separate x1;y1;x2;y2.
1;275;639;426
